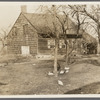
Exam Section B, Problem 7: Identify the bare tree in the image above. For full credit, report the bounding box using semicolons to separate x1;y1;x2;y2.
39;5;88;72
84;5;100;54
37;5;92;76
68;5;100;54
40;5;71;75
68;5;91;54
38;5;60;77
0;28;8;53
55;5;88;64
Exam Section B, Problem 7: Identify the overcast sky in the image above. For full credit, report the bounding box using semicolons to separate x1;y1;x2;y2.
0;2;99;38
0;2;40;32
0;2;67;31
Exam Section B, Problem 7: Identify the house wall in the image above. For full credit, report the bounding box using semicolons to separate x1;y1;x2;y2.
7;13;97;57
38;38;83;56
38;38;67;55
7;13;38;56
38;38;54;55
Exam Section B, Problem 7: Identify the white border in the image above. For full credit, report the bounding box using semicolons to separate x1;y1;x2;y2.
1;94;100;98
0;1;100;98
0;1;100;5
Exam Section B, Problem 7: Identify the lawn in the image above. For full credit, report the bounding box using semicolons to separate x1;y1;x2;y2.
0;55;100;95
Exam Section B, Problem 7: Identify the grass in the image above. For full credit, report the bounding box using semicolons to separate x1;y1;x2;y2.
65;82;100;94
0;55;100;95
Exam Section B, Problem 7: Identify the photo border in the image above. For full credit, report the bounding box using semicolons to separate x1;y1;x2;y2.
0;0;100;99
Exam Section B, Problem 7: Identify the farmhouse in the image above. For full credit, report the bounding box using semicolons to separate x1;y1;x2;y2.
7;6;97;58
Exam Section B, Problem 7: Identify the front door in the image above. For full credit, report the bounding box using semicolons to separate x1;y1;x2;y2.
21;46;30;55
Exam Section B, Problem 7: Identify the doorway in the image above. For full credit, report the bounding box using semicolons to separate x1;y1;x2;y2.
21;46;30;55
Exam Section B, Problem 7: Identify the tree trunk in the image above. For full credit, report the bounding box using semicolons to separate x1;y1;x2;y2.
64;34;69;67
65;43;69;67
54;38;59;77
0;40;5;52
97;25;100;54
97;40;100;54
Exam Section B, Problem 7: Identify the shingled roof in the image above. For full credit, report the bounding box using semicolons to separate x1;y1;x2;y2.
23;13;96;43
22;13;77;34
8;12;97;44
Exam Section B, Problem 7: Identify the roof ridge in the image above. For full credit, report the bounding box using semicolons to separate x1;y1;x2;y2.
22;13;38;32
22;12;45;15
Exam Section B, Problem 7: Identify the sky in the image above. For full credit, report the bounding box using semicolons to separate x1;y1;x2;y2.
0;2;40;33
0;2;100;38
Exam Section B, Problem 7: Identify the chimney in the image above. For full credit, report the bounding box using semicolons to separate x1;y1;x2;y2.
21;5;27;13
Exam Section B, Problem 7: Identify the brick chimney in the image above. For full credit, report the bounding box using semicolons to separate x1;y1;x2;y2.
21;5;27;13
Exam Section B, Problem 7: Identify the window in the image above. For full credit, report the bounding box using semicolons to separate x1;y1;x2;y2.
12;27;17;36
25;35;28;41
23;24;28;35
48;39;55;48
59;40;66;48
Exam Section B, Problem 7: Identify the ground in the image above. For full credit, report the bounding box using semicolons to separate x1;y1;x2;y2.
0;55;100;95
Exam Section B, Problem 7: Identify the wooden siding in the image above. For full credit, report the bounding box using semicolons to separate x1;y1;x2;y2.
7;13;95;57
38;38;53;54
7;13;38;56
38;38;83;55
38;38;66;55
